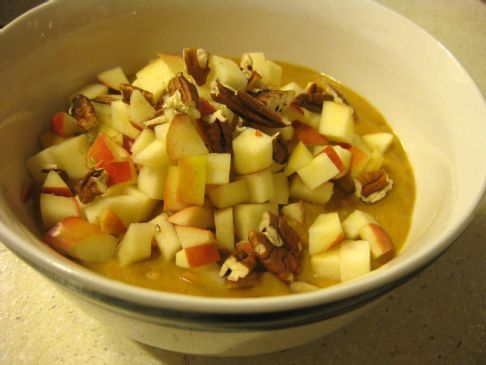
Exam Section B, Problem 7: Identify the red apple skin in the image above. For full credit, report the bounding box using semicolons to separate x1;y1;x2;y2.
99;208;126;236
41;186;73;197
185;243;220;268
199;98;217;116
292;121;328;145
105;160;136;186
367;223;394;257
122;135;135;153
50;112;78;137
88;133;116;168
320;145;345;173
44;217;102;254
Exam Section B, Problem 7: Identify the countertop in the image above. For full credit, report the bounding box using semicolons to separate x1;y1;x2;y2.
1;1;485;364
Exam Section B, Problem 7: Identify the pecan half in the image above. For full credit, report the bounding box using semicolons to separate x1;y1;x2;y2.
200;110;233;153
254;90;295;113
70;94;99;131
183;48;210;86
78;168;108;204
167;73;200;109
355;169;394;204
219;241;257;282
212;81;289;128
119;83;154;106
248;231;300;283
272;132;289;164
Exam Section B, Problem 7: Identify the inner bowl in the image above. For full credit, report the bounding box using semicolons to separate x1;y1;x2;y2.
0;0;485;354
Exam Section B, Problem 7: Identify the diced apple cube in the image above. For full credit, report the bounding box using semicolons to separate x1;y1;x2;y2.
243;168;275;203
310;247;341;280
167;206;214;229
133;139;169;168
270;172;290;205
41;170;72;197
166;114;208;162
206;153;231;185
97;66;129;90
117;222;155;266
40;194;80;229
130;89;156;126
340;240;371;281
137;165;167;200
233;128;273;175
359;223;394;259
105;160;137;187
178;155;207;206
50;112;80;137
319;101;354;143
341;209;378;239
284;142;313;176
363;148;384;173
289;175;334;205
281;201;304;224
131;128;155;155
350;146;371;178
98;208;126;236
163;165;189;211
214;207;235;252
243;52;282;87
363;132;394;154
297;153;340;190
234;203;278;241
26;146;58;183
176;244;220;269
308;212;344;255
175;249;190;268
154;122;170;141
175;225;215;249
208;179;250;209
70;83;108;102
207;55;248;91
51;134;90;179
293;121;328;146
110;100;141;139
150;213;181;262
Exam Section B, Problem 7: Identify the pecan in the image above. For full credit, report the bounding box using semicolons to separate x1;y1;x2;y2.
294;82;334;113
211;81;289;129
167;73;200;109
119;83;154;106
92;95;121;104
183;48;211;86
272;132;289;164
78;168;108;204
219;241;257;282
254;90;295;113
200;110;233;153
355;169;394;204
70;94;99;131
259;211;283;247
245;71;268;93
248;231;300;283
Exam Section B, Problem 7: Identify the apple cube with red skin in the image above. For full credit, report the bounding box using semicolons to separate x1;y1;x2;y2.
310;247;341;280
174;225;215;249
105;160;137;187
41;170;72;197
341;210;378;239
319;101;354;143
233;128;273;175
166;114;209;162
350;146;371;178
88;133;118;168
281;201;305;224
44;217;117;263
359;223;394;259
340;240;371;282
177;155;207;206
117;222;155;266
308;212;344;255
98;208;126;236
50;112;80;137
292;121;328;146
167;206;214;229
214;207;235;252
150;213;181;262
316;145;352;179
284;142;313;176
297;152;340;190
40;194;80;229
175;243;220;269
163;165;190;212
97;66;129;90
208;179;250;209
289;175;334;205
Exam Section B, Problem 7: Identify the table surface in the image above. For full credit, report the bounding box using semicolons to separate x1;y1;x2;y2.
1;1;485;364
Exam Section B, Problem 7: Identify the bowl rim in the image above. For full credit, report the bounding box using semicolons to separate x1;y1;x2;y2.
1;0;485;315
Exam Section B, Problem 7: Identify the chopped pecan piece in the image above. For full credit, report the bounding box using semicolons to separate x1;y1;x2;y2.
294;82;334;113
167;73;200;109
78;168;108;204
70;94;99;131
254;90;295;113
248;231;300;283
212;81;289;129
219;241;257;282
259;211;283;247
245;71;268;93
119;83;154;106
355;169;394;204
200;110;233;153
272;132;289;164
92;95;121;104
183;48;211;86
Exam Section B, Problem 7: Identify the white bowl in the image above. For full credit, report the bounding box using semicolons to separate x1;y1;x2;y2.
0;0;485;356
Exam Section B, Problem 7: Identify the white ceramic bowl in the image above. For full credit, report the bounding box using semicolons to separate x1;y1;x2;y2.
0;0;485;356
